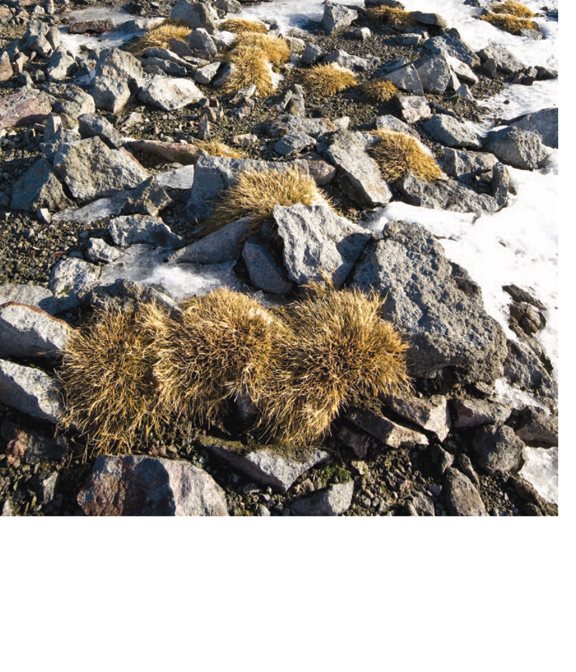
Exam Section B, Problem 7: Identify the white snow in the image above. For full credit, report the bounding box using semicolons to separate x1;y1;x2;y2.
519;446;558;504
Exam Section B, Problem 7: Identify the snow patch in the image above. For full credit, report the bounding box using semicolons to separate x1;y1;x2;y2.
519;446;558;505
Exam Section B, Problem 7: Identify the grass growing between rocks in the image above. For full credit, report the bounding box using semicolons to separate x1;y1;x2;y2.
129;21;191;54
220;18;268;34
193;139;245;158
369;130;444;182
480;12;538;34
367;7;416;28
490;1;536;18
361;79;399;103
234;32;291;66
223;46;276;97
301;64;358;97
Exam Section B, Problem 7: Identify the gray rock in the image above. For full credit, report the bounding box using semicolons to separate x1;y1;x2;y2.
512;407;558;448
121;179;171;217
264;115;349;139
187;28;218;58
242;238;294;295
0;359;63;424
78;113;124;148
430;444;454;475
274;132;316;157
375;114;418;136
322;1;358;35
46;47;76;81
0;87;52;130
455;83;474;100
473;424;525;474
170;0;219;32
201;438;328;492
108;214;183;249
90;48;144;113
422;32;479;68
291;481;354;516
41;115;82;163
446;55;479;85
383;394;450;441
423;114;482;149
509;108;558;148
0;284;58;315
154;165;196;191
406;490;436;516
325;131;392;207
414;54;452;94
443;147;498;181
138;76;204;111
48;257;101;308
383;63;424;95
53;137;149;203
453;398;512;429
444;468;487;516
52;193;128;225
397;95;432;123
85;238;123;264
324;48;372;72
171;217;252;264
195;61;221;84
9;158;68;212
411;11;448;28
396;175;500;215
274;203;372;288
478;45;524;78
301;43;323;66
504;339;557;403
456;453;480;488
347;409;429;448
352;222;507;383
484;126;547;170
0;51;12;83
46;84;95;117
78;455;229;516
0;303;72;360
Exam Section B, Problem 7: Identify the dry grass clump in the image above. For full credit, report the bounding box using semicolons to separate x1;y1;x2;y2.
234;32;291;65
220;18;268;34
368;130;444;183
368;6;416;28
223;46;276;97
301;64;358;97
210;167;320;229
361;79;399;103
59;305;167;454
193;139;245;159
129;21;191;54
480;12;538;34
490;1;535;18
149;290;282;427
258;283;410;445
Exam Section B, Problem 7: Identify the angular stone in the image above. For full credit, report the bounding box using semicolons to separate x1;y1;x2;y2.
483;126;547;171
90;48;144;114
78;113;124;148
383;394;450;441
274;132;316;157
0;359;63;424
0;51;12;83
201;438;328;492
274;203;372;288
446;55;479;85
48;257;101;308
242;238;294;295
46;47;76;82
264;115;349;139
414;54;452;94
397;95;432;123
472;425;525;474
347;409;429;448
108;214;183;249
478;45;524;77
195;61;221;84
125;139;201;165
411;11;448;28
78;456;229;516
138;76;204;111
290;481;354;516
187;28;218;58
443;147;498;181
444;468;487;516
423;32;479;68
0;303;72;360
384;63;424;95
85;238;123;264
453;398;512;429
0;284;58;314
375;114;418;136
511;407;558;447
172;218;251;264
170;0;219;32
423;114;482;149
9;158;68;212
0;87;51;130
352;222;507;383
519;446;558;505
322;1;358;35
509;108;558;149
46;84;96;117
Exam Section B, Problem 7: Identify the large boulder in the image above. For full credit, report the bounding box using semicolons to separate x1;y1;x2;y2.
0;359;63;424
351;222;507;383
483;126;548;170
509;108;558;149
0;303;72;360
77;456;229;516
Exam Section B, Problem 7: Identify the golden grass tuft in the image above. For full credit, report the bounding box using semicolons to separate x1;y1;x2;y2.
129;21;191;54
480;12;538;34
361;79;399;103
149;289;283;427
220;18;269;34
368;130;444;183
489;1;536;18
59;305;168;454
258;283;410;445
210;167;320;229
223;46;275;97
368;6;416;27
193;139;245;159
301;64;358;97
233;32;291;65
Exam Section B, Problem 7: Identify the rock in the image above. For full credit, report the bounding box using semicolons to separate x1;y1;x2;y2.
0;303;72;360
187;28;218;58
504;339;556;403
52;193;128;225
1;421;68;466
46;84;96;117
0;51;13;82
85;238;123;264
396;175;500;215
53;137;149;204
0;284;58;314
347;409;429;448
171;217;251;264
452;398;512;429
383;63;424;95
478;45;524;78
201;438;328;492
46;47;76;81
322;1;358;35
274;132;316;157
0;87;51;130
154;165;196;191
519;446;558;505
291;480;354;516
483;126;547;170
472;425;525;474
9;158;68;212
78;456;228;516
301;43;323;66
383;394;450;441
274;203;372;288
352;222;507;383
511;407;557;447
120;178;171;217
324;49;372;72
170;0;219;32
138;76;204;111
406;490;436;516
48;257;101;309
375;114;418;136
264;115;349;139
509;108;558;148
446;55;478;85
78;113;124;148
90;48;144;113
414;54;452;94
443;148;498;182
397;95;432;123
242;238;294;295
423;32;479;68
108;214;183;249
411;10;448;28
443;467;487;516
325;131;392;207
125;139;202;165
195;61;221;84
430;444;454;475
423;114;482;149
0;359;63;424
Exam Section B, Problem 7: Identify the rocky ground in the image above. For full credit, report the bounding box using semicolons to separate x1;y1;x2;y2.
0;0;558;516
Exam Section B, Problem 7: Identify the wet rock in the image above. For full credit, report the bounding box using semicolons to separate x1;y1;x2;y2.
414;54;452;94
423;114;482;149
90;48;144;113
472;425;524;474
397;95;432;123
352;222;507;383
396;175;500;215
347;409;429;448
0;284;58;315
383;63;424;95
322;1;358;35
383;394;450;441
273;203;372;288
290;481;354;516
108;214;183;249
509;108;558;148
9;158;68;212
484;126;547;171
138;76;204;111
452;398;512;429
171;217;252;264
170;0;219;33
444;467;487;516
242;238;294;295
201;438;328;492
78;455;229;516
0;87;51;130
0;303;72;360
53;137;149;203
325;131;392;207
0;359;63;424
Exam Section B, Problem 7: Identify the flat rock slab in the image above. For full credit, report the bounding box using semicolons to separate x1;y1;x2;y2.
0;303;72;360
423;114;482;149
347;408;429;448
383;394;450;441
201;438;328;492
108;214;183;248
0;359;63;424
138;76;204;111
78;455;229;516
0;284;59;314
0;87;52;130
290;481;354;516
